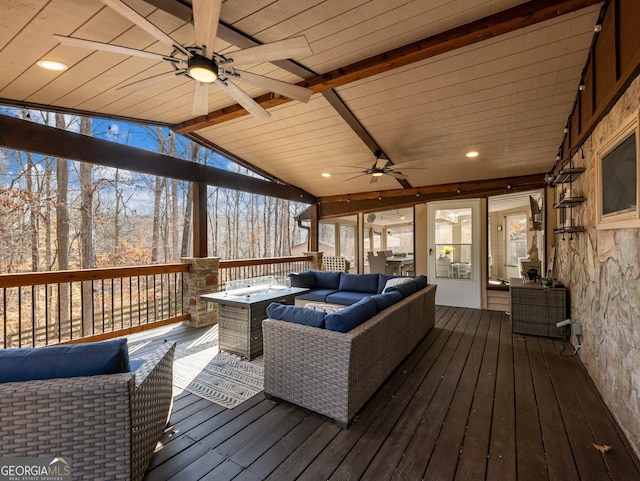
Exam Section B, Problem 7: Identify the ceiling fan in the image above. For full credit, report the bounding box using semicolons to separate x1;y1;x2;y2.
54;0;314;118
339;150;428;184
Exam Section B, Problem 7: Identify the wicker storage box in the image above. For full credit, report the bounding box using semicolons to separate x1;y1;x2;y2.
510;278;568;339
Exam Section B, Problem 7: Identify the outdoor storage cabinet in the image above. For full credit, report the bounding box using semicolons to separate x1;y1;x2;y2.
510;278;568;339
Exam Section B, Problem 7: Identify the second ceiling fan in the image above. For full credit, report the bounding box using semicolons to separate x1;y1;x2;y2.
55;0;314;118
339;150;428;184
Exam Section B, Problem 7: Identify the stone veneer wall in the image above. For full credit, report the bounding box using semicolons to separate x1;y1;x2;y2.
554;74;640;457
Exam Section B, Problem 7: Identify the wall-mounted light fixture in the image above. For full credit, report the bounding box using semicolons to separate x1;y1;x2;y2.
544;172;555;185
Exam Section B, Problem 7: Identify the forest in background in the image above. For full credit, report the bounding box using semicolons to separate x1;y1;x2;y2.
0;107;309;274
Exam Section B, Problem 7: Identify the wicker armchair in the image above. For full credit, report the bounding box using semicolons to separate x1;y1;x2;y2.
0;341;176;481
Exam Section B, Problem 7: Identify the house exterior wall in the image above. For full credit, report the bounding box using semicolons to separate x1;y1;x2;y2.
555;74;640;457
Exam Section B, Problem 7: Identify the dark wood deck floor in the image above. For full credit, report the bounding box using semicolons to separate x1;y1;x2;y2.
131;306;640;481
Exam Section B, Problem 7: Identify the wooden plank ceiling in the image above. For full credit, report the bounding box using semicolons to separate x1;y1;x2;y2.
0;0;603;199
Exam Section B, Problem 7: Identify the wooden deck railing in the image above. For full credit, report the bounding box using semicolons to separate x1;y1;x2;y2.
0;256;313;348
0;264;188;348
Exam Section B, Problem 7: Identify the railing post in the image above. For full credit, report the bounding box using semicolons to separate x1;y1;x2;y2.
181;257;220;328
304;252;323;270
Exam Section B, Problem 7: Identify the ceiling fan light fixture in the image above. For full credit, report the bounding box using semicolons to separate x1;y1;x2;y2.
372;172;384;177
188;56;217;83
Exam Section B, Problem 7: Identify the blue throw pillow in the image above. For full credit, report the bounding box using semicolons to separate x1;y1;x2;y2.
0;338;131;383
289;271;317;288
266;303;325;328
387;281;417;298
338;273;379;293
370;291;403;311
312;270;342;290
325;297;377;333
414;275;428;290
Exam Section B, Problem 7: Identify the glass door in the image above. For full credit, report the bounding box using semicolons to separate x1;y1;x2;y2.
428;199;481;308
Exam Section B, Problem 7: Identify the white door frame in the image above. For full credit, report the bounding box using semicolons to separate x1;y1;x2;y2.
427;199;482;308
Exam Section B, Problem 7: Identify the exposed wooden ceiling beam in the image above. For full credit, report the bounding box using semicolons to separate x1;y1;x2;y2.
317;174;547;217
0;114;316;204
174;0;602;134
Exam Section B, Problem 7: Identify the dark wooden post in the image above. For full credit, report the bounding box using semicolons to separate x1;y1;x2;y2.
309;203;318;252
193;182;208;257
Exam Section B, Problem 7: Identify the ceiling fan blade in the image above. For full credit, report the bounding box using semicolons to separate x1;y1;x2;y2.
192;81;210;115
386;172;407;179
100;0;190;57
231;70;312;103
216;79;270;119
387;160;423;170
375;158;387;169
117;69;187;92
343;165;369;170
54;34;173;62
342;173;366;181
369;175;380;184
193;0;221;58
226;36;311;66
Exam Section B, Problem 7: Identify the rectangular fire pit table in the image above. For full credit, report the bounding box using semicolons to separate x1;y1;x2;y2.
201;278;308;359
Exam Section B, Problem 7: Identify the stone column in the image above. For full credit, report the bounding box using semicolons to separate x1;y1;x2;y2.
181;257;220;328
304;251;323;270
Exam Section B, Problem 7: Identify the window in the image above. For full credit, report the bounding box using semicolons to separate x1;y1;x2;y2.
597;112;640;228
435;207;472;279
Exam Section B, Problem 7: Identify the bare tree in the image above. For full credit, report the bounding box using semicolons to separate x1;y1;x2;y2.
79;117;95;334
180;143;202;257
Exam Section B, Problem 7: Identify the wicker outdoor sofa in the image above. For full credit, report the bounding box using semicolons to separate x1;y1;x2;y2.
0;340;176;481
263;283;436;427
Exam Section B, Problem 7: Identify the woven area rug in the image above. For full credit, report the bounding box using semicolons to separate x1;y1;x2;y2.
172;339;264;409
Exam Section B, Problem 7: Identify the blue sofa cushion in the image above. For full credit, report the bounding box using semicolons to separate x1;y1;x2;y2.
325;297;377;333
326;291;372;306
266;303;326;328
387;281;418;298
338;273;380;293
312;270;342;290
414;275;428;290
370;291;403;311
289;270;317;288
0;338;131;383
296;289;338;303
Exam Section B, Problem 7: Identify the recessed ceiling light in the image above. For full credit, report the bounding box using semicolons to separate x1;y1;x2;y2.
465;151;479;158
36;60;69;71
321;172;331;178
